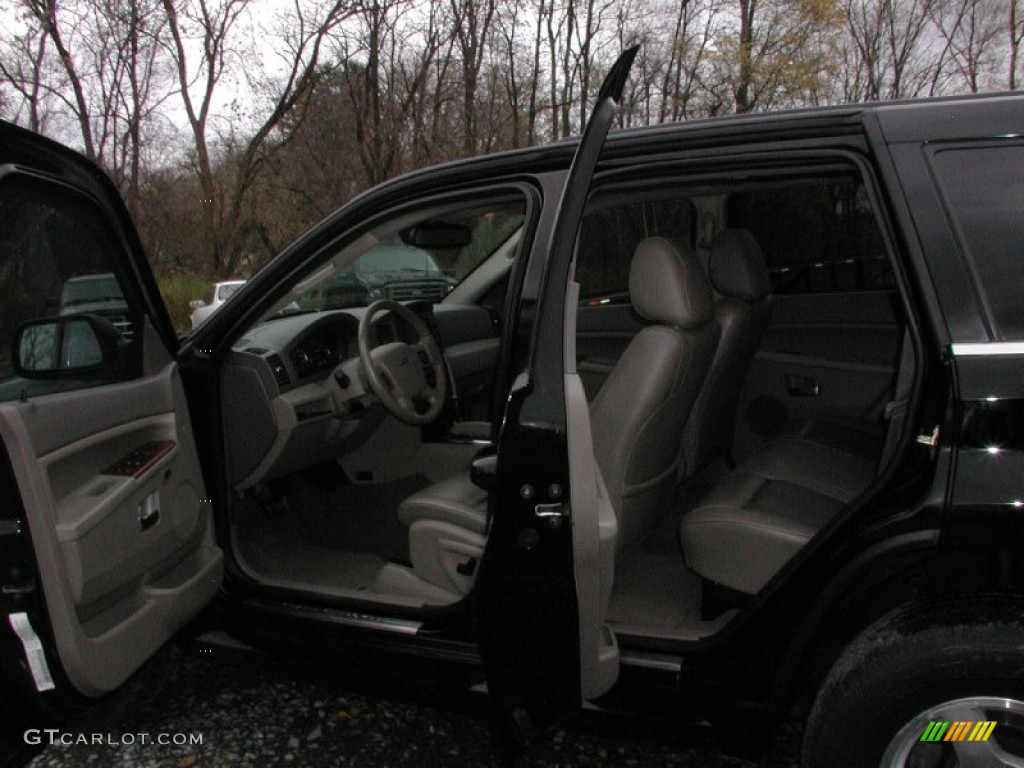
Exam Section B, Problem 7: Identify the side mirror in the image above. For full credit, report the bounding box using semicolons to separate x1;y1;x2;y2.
13;315;126;380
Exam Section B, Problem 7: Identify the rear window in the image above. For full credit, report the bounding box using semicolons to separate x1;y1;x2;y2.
577;196;696;298
929;143;1024;340
728;180;892;294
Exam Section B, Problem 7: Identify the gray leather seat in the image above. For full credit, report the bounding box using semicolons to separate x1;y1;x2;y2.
397;235;719;584
397;471;487;535
680;437;876;594
679;229;773;480
591;236;719;557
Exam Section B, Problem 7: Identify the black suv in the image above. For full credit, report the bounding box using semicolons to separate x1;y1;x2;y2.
1;51;1022;767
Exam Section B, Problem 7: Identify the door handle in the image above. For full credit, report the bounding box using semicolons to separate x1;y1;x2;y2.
785;374;819;397
138;491;160;532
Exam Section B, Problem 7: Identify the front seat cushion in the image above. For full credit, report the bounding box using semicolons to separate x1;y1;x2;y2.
397;471;488;535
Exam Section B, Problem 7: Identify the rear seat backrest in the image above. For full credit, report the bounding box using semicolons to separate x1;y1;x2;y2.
679;229;773;480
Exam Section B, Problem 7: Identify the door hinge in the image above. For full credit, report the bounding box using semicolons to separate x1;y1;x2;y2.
916;425;941;448
534;503;570;529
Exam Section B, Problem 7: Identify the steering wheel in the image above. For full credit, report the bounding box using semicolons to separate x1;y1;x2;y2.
357;300;448;425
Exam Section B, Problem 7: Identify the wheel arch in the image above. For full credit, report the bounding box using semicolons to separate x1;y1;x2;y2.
776;532;1024;717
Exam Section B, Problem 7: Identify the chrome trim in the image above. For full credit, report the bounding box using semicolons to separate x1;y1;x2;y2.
619;649;682;672
951;342;1024;357
243;597;424;636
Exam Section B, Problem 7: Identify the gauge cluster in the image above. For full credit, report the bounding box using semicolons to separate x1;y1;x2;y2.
284;314;358;381
289;337;339;378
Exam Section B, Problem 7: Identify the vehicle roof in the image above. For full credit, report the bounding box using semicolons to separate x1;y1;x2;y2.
330;91;1023;210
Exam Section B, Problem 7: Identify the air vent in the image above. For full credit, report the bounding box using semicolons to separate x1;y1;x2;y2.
386;281;448;302
244;347;268;355
266;354;291;388
107;315;134;341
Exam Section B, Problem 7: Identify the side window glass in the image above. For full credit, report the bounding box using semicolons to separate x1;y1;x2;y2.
577;196;696;299
295;199;526;311
929;143;1024;339
728;180;893;294
0;174;140;401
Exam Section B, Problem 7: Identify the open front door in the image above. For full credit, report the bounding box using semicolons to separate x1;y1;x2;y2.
0;123;221;702
480;48;637;728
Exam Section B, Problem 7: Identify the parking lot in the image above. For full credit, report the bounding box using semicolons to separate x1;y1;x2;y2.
15;642;800;767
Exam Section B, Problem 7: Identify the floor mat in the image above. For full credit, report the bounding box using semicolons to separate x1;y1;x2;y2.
286;473;432;562
607;551;703;630
233;499;386;594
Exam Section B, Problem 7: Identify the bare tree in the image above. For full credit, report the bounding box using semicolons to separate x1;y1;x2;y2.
449;0;496;154
929;0;1002;93
1009;0;1023;88
18;0;99;158
161;0;356;274
0;24;50;132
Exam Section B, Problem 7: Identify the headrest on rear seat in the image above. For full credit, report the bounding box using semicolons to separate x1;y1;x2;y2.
629;237;713;329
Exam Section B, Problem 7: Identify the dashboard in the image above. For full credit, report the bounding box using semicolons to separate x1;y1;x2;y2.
220;303;500;490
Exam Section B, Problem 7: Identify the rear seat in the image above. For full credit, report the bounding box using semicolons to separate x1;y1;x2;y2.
678;236;914;599
679;436;877;595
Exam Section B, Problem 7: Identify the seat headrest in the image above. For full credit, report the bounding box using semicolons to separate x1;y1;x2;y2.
629;237;714;328
709;229;772;301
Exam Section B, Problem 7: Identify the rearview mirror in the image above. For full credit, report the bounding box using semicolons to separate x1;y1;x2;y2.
401;221;472;250
13;315;126;379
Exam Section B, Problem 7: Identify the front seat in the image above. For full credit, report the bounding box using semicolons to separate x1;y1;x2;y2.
678;228;773;480
590;236;719;557
393;236;718;595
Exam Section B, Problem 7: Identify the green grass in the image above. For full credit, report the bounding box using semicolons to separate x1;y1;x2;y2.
155;272;209;334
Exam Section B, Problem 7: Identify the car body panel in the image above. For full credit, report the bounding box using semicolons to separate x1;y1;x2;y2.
0;86;1022;747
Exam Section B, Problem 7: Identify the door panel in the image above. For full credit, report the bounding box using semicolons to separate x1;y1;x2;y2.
734;290;901;457
0;122;219;700
565;297;619;698
0;352;221;696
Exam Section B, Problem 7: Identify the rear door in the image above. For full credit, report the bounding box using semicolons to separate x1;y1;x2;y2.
480;47;636;725
727;179;903;458
0;122;221;701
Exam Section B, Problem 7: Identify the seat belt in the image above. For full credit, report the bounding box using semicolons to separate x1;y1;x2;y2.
879;328;915;469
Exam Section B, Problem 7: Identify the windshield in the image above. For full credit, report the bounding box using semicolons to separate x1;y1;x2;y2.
354;247;441;277
285;201;525;314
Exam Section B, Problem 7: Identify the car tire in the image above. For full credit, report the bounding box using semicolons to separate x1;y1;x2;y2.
803;618;1024;768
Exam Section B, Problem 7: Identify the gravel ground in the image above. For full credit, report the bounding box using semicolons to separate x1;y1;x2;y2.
15;643;801;768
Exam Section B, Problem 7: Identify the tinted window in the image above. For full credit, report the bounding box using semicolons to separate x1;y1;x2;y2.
577;196;695;298
0;175;139;401
930;144;1024;339
729;180;892;294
